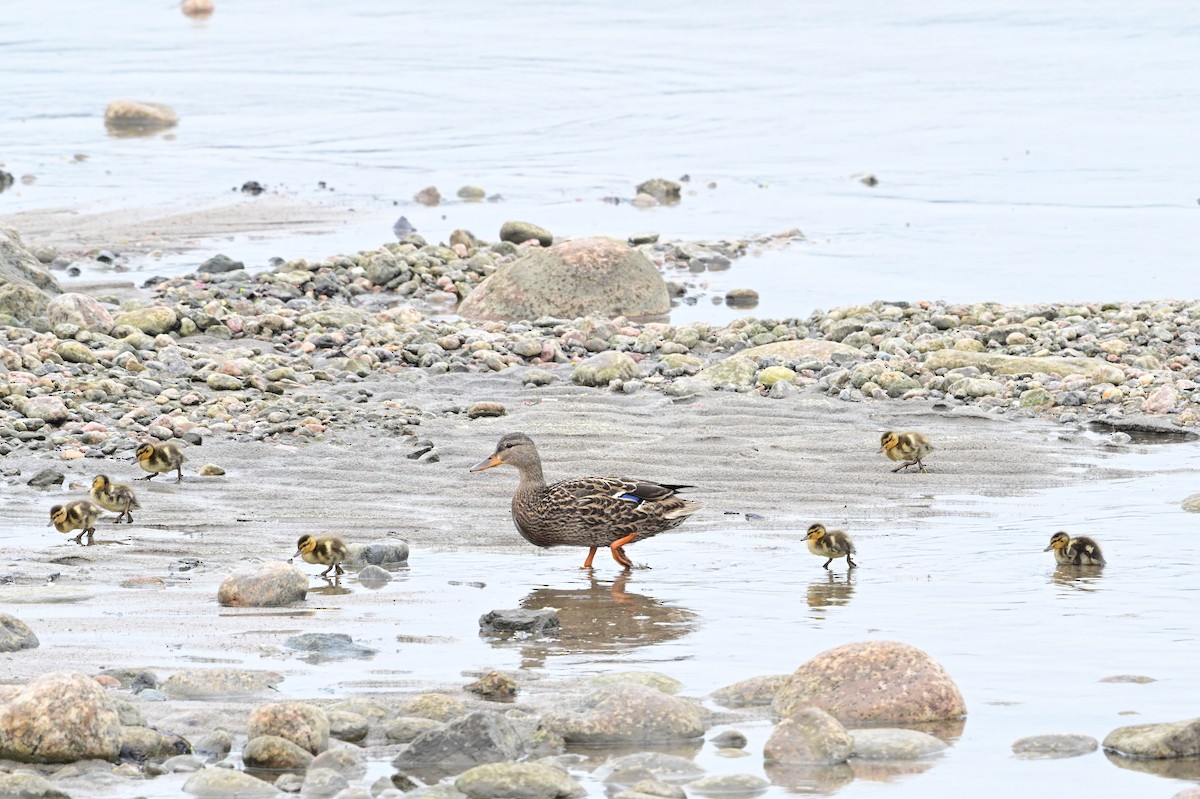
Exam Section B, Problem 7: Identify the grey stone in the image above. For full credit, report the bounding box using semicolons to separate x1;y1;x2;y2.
850;728;948;759
763;708;852;765
925;349;1126;385
310;747;368;780
479;608;560;635
199;254;244;274
344;539;409;567
384;716;443;743
635;179;681;205
0;772;69;799
540;684;705;745
119;725;192;761
686;774;769;795
1012;733;1098;759
499;220;553;247
596;751;704;784
709;730;748;749
391;710;523;772
182;766;280;797
572;351;640;387
161;669;282;699
1103;717;1200;759
0;614;39;652
114;306;177;336
283;633;377;660
327;710;370;743
302;767;350;799
455;762;584;799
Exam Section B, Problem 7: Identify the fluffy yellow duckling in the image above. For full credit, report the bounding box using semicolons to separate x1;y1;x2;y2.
805;523;857;570
48;499;103;544
879;431;933;473
135;441;186;483
292;534;350;577
1044;531;1106;566
90;474;141;523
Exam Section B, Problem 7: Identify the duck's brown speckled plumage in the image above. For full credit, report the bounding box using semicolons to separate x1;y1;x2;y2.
1044;531;1106;566
471;432;701;569
91;474;141;523
136;441;186;483
48;499;103;544
879;430;933;473
294;534;349;577
805;523;857;570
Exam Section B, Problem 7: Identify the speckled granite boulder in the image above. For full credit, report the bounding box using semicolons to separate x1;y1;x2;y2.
540;684;705;744
217;561;308;607
48;292;113;332
0;671;121;763
455;762;584;799
772;641;966;725
246;701;329;755
241;734;314;770
711;675;788;708
1104;717;1200;759
763;707;852;765
459;238;669;321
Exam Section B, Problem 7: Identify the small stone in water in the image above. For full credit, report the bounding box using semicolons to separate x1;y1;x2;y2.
198;464;225;476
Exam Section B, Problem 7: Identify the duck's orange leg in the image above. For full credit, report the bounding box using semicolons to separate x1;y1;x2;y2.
580;547;598;569
609;534;637;568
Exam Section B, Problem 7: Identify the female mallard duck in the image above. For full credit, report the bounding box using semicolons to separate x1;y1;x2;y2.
879;431;933;473
292;534;350;577
470;432;701;569
48;500;103;544
805;523;857;570
135;441;186;483
90;474;140;523
1044;531;1105;566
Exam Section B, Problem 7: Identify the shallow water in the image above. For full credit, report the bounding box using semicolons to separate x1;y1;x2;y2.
4;1;1200;324
5;441;1200;797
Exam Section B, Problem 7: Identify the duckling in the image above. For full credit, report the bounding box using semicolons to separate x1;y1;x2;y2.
471;432;701;570
48;500;103;544
90;474;141;523
879;431;933;473
805;523;857;570
1044;531;1106;566
292;534;349;577
135;441;186;483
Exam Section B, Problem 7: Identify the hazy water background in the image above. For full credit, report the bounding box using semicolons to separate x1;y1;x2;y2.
3;1;1200;322
4;4;1200;798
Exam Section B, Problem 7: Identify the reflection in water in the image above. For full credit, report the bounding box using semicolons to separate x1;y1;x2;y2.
849;758;938;783
495;574;698;669
309;580;352;597
1051;564;1106;591
764;762;855;794
806;572;855;618
1105;751;1200;780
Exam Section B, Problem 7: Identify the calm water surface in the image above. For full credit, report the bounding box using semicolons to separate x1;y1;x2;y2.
6;441;1200;797
3;1;1200;321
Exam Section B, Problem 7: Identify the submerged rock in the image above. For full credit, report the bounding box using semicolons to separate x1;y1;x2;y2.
455;762;584;799
762;707;852;765
1012;733;1098;759
1103;717;1200;759
540;683;705;744
850;728;948;759
479;608;560;636
160;668;282;699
